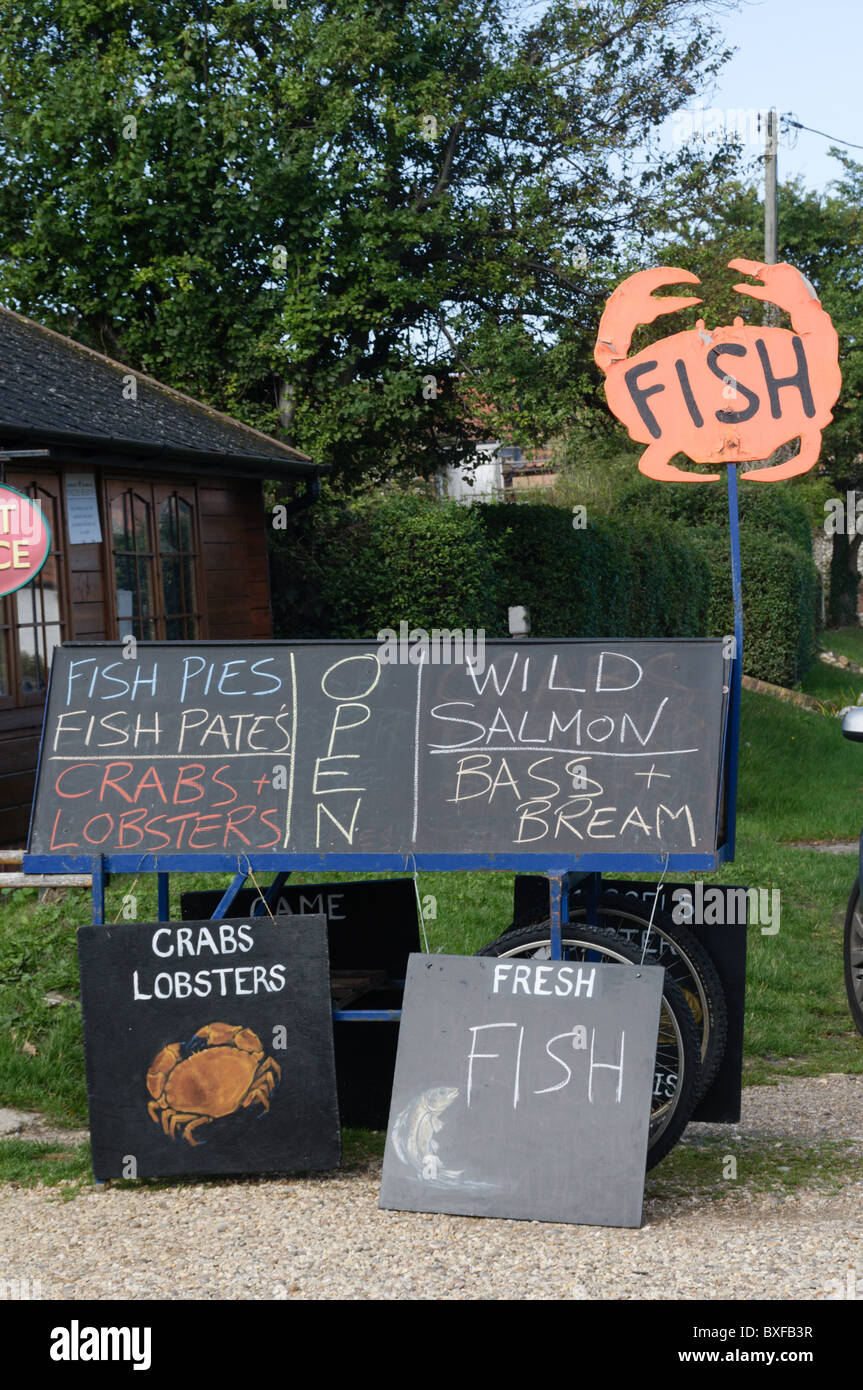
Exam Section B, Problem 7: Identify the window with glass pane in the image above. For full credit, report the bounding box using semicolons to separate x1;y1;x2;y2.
158;493;198;640
108;481;202;641
16;562;62;694
0;475;67;707
111;490;156;640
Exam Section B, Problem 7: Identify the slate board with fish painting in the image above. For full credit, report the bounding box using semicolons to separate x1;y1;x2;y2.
379;953;664;1227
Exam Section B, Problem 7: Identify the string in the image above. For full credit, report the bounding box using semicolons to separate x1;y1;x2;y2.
242;857;279;927
640;852;670;965
407;854;430;953
112;874;140;924
111;856;151;923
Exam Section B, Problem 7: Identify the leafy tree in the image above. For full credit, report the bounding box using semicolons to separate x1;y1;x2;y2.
0;0;738;485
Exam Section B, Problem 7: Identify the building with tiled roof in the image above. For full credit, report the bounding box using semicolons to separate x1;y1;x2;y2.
0;306;326;841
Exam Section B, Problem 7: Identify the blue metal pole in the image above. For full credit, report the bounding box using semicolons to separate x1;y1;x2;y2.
213;871;248;919
91;855;104;925
726;463;744;859
157;873;170;923
548;876;563;960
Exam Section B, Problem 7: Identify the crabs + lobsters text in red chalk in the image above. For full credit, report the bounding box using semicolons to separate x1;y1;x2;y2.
47;655;292;853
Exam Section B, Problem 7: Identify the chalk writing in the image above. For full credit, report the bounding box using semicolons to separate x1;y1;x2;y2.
32;640;727;857
465;1020;625;1107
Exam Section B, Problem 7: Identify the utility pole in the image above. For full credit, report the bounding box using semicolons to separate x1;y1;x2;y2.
763;107;779;324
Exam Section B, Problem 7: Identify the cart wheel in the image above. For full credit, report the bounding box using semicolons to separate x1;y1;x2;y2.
844;879;863;1037
496;895;728;1100
476;924;703;1169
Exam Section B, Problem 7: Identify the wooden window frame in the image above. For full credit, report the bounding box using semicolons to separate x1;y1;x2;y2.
0;469;71;714
103;476;207;641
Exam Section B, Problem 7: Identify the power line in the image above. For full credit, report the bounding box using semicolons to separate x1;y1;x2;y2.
784;117;863;152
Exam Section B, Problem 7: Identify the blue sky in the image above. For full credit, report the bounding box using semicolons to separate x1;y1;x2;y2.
703;0;863;192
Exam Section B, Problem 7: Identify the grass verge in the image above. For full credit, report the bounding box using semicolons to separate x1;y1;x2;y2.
0;1126;385;1195
4;1128;857;1205
645;1134;859;1203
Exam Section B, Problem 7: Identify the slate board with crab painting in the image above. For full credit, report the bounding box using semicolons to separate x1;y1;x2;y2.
379;953;664;1227
78;916;340;1179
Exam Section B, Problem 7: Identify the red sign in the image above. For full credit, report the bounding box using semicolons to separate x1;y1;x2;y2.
0;484;51;596
594;259;841;482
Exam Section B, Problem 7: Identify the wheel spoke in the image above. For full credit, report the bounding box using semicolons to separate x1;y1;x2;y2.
568;904;721;1073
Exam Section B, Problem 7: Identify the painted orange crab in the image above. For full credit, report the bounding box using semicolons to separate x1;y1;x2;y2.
146;1022;281;1146
594;259;841;482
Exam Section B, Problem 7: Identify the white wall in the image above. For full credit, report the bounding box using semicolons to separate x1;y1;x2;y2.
436;442;504;504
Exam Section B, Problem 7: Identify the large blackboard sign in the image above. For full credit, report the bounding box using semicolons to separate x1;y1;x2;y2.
379;954;663;1227
78;916;340;1179
31;639;728;859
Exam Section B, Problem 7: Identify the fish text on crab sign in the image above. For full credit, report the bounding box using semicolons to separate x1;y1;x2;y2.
623;334;815;440
594;260;842;483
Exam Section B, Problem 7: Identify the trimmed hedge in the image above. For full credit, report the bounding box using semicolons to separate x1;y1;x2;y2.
477;504;710;638
691;526;820;687
269;495;508;639
615;477;813;555
269;494;818;684
270;495;709;641
325;495;508;637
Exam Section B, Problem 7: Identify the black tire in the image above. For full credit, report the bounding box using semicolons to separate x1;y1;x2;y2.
476;923;703;1169
500;894;728;1100
844;879;863;1037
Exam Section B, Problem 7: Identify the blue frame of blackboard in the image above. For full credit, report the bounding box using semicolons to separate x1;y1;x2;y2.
21;468;745;1023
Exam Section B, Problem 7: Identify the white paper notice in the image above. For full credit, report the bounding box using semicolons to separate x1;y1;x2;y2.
66;473;103;545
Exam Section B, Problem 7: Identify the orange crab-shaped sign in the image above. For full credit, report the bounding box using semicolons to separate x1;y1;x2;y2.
594;259;841;481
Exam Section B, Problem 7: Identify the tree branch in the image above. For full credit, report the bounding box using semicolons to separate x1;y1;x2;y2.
413;119;466;212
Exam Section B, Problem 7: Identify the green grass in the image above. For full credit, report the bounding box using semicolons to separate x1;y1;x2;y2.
797;660;862;708
2;680;863;1191
0;1126;384;1195
0;1139;93;1198
4;1127;855;1201
796;625;863;706
645;1133;858;1203
820;626;863;665
734;688;863;842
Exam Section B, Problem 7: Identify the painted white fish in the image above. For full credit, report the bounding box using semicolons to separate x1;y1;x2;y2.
391;1086;463;1181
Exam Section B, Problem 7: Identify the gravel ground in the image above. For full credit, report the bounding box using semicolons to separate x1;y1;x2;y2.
1;1075;862;1302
